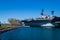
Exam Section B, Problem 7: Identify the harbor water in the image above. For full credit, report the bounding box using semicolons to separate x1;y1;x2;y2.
0;27;60;40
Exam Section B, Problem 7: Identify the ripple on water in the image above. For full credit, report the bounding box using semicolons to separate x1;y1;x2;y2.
0;27;60;40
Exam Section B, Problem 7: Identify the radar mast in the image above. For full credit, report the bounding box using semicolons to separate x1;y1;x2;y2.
41;9;44;15
51;10;54;16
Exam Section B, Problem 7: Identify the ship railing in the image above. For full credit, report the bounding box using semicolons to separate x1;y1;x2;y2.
55;21;60;23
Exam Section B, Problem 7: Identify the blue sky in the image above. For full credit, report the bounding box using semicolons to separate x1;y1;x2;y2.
0;0;60;23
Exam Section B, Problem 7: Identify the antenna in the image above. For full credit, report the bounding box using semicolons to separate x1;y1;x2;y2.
51;10;54;16
41;9;44;15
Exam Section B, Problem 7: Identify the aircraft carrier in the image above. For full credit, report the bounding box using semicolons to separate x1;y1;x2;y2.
22;9;60;28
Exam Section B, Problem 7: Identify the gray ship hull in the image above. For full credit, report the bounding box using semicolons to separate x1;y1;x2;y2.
22;20;60;27
22;16;60;28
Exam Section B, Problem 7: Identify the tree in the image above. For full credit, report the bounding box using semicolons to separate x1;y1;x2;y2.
8;18;21;27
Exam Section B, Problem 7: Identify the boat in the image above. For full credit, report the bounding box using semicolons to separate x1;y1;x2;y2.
21;9;60;28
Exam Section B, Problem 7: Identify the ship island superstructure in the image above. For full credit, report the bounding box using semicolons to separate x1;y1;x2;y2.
22;9;60;27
